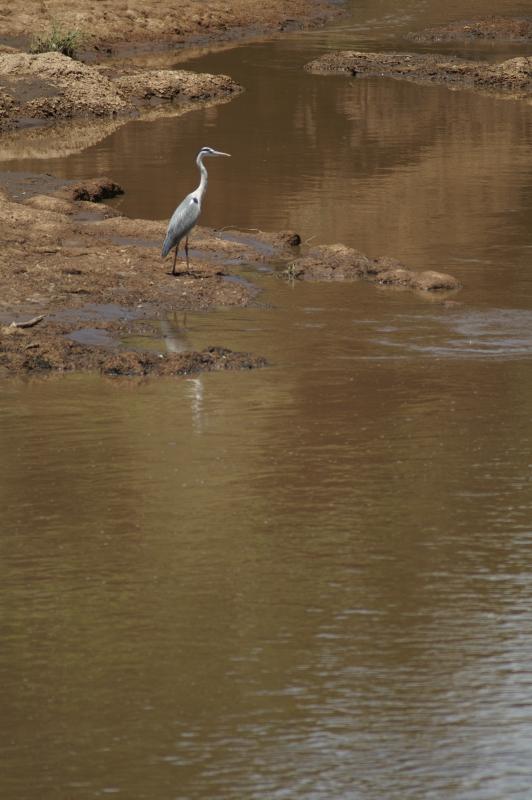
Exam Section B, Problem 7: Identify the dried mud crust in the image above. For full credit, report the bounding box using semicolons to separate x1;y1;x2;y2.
305;51;532;100
0;175;302;377
283;245;462;293
408;16;532;43
0;51;241;133
0;1;342;53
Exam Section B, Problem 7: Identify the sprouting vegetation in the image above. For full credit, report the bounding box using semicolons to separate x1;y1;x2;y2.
29;21;84;59
281;262;303;281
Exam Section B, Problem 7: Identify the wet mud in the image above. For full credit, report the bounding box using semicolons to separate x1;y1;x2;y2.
408;16;532;43
305;51;532;100
1;323;267;377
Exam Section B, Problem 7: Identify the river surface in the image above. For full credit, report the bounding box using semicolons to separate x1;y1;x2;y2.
2;2;532;799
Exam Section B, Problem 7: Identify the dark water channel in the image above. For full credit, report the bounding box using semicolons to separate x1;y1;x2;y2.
3;2;532;798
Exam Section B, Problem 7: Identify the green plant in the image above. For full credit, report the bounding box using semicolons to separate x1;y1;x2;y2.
29;21;84;59
282;262;302;281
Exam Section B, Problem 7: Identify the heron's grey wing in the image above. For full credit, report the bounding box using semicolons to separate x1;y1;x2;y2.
161;196;201;258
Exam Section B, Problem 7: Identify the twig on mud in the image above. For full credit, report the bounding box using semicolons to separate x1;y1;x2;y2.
9;314;46;329
217;226;262;234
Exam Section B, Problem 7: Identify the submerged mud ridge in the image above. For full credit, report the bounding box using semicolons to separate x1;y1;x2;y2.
284;245;461;293
0;51;241;133
0;174;303;376
408;16;532;43
305;51;532;100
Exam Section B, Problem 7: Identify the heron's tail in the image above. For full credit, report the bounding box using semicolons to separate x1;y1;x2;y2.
161;234;173;259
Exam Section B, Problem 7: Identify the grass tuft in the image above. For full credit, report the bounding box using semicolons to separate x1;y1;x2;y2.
29;21;84;59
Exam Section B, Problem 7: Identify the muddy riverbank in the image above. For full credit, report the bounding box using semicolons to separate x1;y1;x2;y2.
0;0;342;57
305;50;532;100
0;51;242;133
0;173;301;376
0;2;341;152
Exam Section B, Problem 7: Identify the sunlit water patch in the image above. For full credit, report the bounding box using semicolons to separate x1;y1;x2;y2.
375;308;532;359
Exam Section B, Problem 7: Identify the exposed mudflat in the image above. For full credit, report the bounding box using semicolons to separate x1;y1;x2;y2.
408;15;532;43
0;0;341;55
305;51;532;100
0;173;303;376
0;51;241;133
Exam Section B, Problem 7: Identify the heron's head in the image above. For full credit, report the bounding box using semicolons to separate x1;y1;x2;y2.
198;146;231;159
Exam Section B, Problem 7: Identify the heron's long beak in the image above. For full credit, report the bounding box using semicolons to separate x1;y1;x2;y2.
215;150;231;157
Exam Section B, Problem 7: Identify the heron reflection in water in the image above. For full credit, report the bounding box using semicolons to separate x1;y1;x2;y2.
162;146;231;276
160;313;204;433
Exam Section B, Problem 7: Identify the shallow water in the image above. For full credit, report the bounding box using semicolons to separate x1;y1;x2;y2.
2;2;532;799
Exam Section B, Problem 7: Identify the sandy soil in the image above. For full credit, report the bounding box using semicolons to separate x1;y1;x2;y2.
305;51;532;100
0;1;341;54
408;15;532;43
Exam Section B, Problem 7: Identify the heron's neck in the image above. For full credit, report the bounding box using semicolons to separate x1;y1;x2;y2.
196;154;208;201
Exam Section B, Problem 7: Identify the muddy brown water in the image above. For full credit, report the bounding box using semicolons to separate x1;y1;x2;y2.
3;2;532;798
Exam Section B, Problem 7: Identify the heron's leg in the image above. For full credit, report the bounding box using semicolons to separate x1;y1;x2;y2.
184;236;190;270
172;244;179;276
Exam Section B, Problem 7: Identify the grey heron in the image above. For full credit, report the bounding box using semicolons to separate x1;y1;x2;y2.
162;146;231;275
